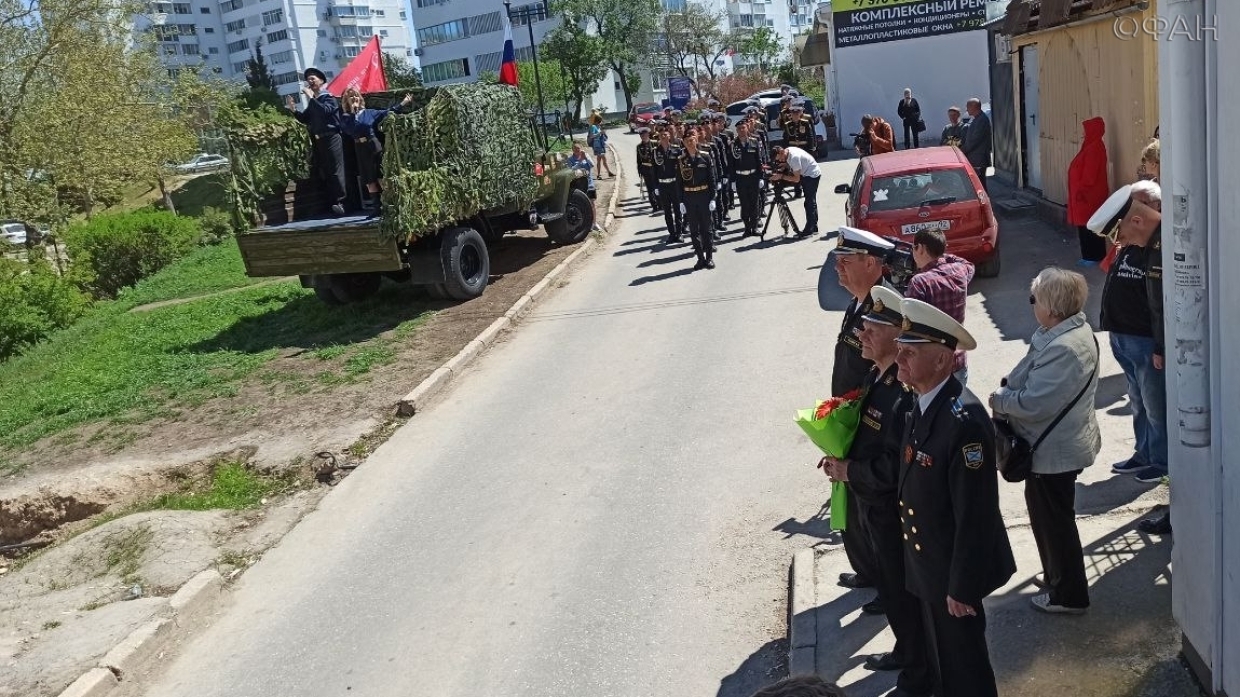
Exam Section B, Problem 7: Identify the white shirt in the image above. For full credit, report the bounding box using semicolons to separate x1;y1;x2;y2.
783;147;821;179
917;375;952;414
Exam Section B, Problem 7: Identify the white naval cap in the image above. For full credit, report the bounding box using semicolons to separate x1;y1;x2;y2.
835;226;896;258
864;286;905;326
1086;184;1134;241
897;298;977;351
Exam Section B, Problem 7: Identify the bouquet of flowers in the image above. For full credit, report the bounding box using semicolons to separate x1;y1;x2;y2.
794;388;864;530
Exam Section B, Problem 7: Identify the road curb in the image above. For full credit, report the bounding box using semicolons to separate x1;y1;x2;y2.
55;569;225;697
788;548;818;676
397;150;624;417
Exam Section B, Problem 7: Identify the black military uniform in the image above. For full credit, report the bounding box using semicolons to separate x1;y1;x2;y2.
717;117;737;212
290;68;346;214
654;135;684;242
678;141;717;270
710;124;730;233
635;130;660;212
733;132;766;238
831;229;898;595
843;289;931;696
896;299;1016;697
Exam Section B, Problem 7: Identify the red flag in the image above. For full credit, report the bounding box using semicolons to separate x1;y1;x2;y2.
498;15;518;86
327;35;388;95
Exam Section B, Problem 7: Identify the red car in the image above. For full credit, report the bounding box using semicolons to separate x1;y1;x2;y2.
628;102;662;132
833;146;1001;277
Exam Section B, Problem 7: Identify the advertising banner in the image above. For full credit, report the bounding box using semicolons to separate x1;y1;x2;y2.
668;77;693;110
834;0;989;48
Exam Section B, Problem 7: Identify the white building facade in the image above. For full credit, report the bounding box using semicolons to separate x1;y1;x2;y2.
141;0;414;98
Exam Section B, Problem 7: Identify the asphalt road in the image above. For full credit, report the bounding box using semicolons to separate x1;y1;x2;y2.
126;131;1154;697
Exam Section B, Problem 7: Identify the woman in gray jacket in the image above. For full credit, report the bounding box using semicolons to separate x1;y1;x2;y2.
990;267;1101;614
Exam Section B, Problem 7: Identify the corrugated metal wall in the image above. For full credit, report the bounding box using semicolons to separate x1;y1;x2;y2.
1013;8;1159;205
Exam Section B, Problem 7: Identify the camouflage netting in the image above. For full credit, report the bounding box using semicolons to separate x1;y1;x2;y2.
224;117;311;228
379;83;540;241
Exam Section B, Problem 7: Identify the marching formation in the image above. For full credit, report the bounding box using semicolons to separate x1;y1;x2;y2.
632;91;823;272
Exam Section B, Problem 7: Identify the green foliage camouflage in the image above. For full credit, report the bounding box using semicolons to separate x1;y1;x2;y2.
222;105;310;228
379;83;540;241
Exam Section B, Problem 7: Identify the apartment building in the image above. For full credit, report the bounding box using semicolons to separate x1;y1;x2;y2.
140;0;413;98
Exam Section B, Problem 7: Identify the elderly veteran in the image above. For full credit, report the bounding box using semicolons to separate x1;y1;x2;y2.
829;227;897;611
990;267;1100;615
821;286;931;695
895;298;1016;697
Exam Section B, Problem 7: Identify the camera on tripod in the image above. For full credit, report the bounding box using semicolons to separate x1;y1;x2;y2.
884;239;917;293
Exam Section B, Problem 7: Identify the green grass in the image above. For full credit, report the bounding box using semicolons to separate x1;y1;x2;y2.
0;267;437;449
114;240;270;310
140;462;287;512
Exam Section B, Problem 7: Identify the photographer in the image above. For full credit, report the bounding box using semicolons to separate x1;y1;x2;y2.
857;114;895;156
769;145;821;237
904;228;974;384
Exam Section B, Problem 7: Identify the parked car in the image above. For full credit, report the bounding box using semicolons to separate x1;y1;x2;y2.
174;153;230;174
1;220;27;246
724;98;829;158
832;146;1001;277
627;102;662;132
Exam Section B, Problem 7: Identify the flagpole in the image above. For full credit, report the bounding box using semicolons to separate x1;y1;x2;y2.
504;0;548;152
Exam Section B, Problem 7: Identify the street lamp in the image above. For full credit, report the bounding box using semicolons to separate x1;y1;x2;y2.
503;0;548;151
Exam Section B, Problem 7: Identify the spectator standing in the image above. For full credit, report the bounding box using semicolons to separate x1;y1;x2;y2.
960;98;992;193
1140;138;1161;182
903;228;975;385
864;115;895;155
990;268;1101;615
1067;117;1111;266
1089;181;1171;532
897;88;923;149
589;117;616;179
940;107;964;148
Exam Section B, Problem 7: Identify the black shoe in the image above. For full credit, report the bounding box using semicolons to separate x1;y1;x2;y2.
863;652;902;672
706;259;716;269
665;236;681;244
331;203;346;216
1138;511;1172;535
888;689;933;697
838;573;873;589
862;598;886;615
693;259;707;270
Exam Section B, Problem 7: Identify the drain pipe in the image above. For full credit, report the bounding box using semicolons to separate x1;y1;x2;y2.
1163;0;1211;449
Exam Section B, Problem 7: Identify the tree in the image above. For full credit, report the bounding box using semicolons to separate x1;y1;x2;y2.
383;51;423;90
541;23;609;122
240;37;281;111
659;4;733;101
554;0;661;113
736;26;784;74
0;0;197;221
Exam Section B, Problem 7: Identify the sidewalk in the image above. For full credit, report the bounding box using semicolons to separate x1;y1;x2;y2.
790;506;1204;697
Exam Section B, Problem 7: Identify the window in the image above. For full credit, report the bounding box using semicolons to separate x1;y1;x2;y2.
200;6;210;12
178;23;196;34
273;71;300;85
168;68;182;78
262;9;282;24
417;18;469;45
209;46;219;53
866;169;978;213
373;9;384;16
220;0;242;12
468;11;500;34
343;46;361;57
335;25;357;37
379;29;388;36
766;18;774;26
399;10;406;19
509;3;546;26
333;5;371;17
232;60;248;72
173;3;191;13
266;29;288;42
183;43;200;54
269;49;293;63
422;58;470;83
226;38;249;52
416;0;448;6
204;27;213;32
225;18;245;31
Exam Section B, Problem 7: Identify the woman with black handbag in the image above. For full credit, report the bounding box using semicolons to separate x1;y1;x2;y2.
989;268;1101;615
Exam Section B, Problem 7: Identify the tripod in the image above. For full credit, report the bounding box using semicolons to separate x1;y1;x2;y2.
760;184;801;239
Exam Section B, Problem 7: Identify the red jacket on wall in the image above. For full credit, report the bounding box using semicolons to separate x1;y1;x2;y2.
1067;117;1110;226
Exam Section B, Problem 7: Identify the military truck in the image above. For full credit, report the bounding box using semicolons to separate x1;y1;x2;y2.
226;83;594;304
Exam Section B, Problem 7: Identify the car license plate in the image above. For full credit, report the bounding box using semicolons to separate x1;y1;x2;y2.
901;220;951;235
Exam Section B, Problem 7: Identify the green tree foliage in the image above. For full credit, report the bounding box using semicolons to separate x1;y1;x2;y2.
245;38;277;92
0;0;197;223
736;27;784;73
0;256;89;361
383;52;423;90
554;0;661;113
541;24;609;122
63;211;203;299
659;3;734;100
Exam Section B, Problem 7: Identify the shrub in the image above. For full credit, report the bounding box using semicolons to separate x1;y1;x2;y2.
198;206;236;245
0;257;89;361
63;210;202;299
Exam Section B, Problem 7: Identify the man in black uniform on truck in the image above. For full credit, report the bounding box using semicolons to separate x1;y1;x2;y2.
894;297;1016;697
284;67;347;216
821;286;932;697
678;128;717;270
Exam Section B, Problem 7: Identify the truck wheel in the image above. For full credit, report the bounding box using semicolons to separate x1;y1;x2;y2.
314;285;346;305
328;273;383;303
440;227;489;300
545;189;595;245
976;242;1002;278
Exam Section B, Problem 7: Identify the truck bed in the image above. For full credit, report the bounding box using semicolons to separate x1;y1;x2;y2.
237;214;404;277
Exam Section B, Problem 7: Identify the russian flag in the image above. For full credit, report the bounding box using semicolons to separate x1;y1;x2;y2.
499;14;518;86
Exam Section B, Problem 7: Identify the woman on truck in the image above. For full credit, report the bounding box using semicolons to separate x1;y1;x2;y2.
339;88;414;217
